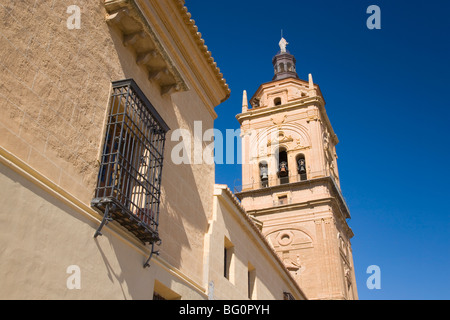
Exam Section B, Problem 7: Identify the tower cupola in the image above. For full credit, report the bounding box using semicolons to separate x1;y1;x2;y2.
272;37;299;81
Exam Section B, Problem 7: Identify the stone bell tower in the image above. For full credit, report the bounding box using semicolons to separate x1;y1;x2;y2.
235;38;358;300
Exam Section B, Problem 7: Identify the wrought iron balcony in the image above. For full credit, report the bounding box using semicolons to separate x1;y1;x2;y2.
91;79;169;248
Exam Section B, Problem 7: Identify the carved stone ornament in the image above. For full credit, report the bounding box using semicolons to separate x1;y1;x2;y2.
271;114;287;126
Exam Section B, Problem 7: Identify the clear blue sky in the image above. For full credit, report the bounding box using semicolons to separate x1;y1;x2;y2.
186;0;450;300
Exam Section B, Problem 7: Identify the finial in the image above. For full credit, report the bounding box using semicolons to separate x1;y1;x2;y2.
308;73;317;97
308;74;314;88
279;37;288;53
242;90;248;112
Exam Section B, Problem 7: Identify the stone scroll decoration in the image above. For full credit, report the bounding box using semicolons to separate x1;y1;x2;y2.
248;123;311;162
266;228;313;278
103;0;230;98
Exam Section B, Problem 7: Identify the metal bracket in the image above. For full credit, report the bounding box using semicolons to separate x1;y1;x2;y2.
143;241;161;269
94;203;114;238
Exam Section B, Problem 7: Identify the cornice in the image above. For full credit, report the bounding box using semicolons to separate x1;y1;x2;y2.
236;96;325;124
250;78;320;102
172;0;230;102
103;0;230;115
239;77;339;145
104;0;187;93
236;176;351;221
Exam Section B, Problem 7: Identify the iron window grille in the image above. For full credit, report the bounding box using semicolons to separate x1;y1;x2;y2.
283;292;296;300
91;79;169;251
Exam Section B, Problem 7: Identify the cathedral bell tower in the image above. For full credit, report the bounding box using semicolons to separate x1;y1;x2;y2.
236;38;358;300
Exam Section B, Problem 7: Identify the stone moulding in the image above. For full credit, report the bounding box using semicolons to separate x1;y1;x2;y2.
104;0;188;95
103;0;230;102
174;0;230;102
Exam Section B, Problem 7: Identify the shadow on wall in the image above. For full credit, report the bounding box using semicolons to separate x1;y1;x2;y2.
0;162;152;299
103;17;212;290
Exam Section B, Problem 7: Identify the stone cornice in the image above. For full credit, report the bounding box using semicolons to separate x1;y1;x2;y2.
250;78;324;105
105;0;187;93
172;0;230;102
236;96;325;123
236;176;351;221
103;0;230;116
238;77;339;145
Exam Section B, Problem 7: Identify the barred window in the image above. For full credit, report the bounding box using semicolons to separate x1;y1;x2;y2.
283;292;295;300
92;79;169;246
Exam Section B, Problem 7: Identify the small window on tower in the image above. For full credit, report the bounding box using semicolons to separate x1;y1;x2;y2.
274;97;282;106
278;195;288;205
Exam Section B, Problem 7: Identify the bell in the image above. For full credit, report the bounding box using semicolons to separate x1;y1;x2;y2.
278;161;288;177
298;159;306;174
260;164;269;180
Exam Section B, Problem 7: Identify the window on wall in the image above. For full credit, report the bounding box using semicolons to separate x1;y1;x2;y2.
224;237;235;282
248;263;256;300
92;79;170;246
153;280;181;300
153;293;166;300
278;195;288;205
283;292;295;300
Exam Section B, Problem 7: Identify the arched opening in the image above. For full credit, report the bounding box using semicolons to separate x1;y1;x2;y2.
277;148;289;184
287;62;292;71
296;154;307;181
259;161;269;188
274;97;282;106
279;63;285;72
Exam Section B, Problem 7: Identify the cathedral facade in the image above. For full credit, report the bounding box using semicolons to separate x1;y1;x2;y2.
236;40;358;299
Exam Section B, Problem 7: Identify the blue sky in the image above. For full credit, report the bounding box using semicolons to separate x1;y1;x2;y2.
186;0;450;300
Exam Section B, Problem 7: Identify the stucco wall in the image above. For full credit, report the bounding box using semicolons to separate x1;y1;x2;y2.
207;185;306;300
0;0;217;298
